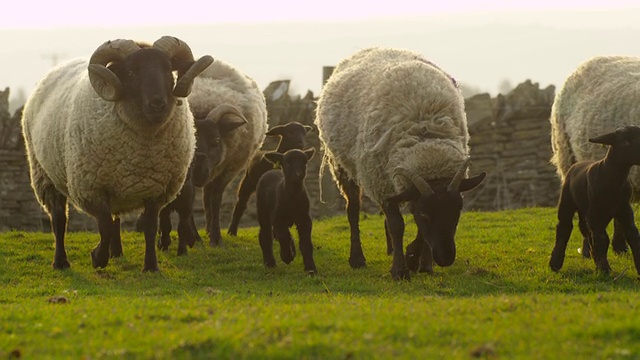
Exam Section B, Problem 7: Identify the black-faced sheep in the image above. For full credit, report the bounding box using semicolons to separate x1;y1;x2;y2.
21;36;213;271
188;59;268;247
550;55;640;257
256;148;317;274
549;125;640;276
315;47;486;280
227;122;313;236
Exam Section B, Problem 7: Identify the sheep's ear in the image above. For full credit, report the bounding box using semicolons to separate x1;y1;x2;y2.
264;152;283;166
385;187;420;204
459;172;487;192
303;125;313;133
266;124;285;136
219;115;247;134
589;132;617;146
303;147;316;161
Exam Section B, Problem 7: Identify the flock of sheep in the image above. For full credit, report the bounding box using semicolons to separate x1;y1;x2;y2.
19;35;640;280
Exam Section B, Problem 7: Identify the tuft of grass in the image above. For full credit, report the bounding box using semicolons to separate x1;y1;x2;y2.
1;207;640;359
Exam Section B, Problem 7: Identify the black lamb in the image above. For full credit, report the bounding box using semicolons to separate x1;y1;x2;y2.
256;148;317;274
550;125;640;276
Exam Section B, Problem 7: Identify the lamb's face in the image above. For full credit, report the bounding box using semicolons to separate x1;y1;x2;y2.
267;122;313;153
109;48;176;125
281;148;314;186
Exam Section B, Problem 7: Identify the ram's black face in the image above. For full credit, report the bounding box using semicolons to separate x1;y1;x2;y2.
192;119;223;188
411;190;463;266
109;48;176;125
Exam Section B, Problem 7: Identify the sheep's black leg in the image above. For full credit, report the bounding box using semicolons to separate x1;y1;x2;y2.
158;207;172;251
91;208;114;269
344;179;365;268
176;200;195;256
228;167;262;236
612;219;629;254
110;216;123;258
141;199;160;272
43;186;70;270
189;215;202;245
258;219;276;267
203;178;230;247
615;205;640;276
418;240;434;274
404;234;423;272
382;202;410;280
590;226;612;274
384;219;394;256
274;224;296;264
577;212;591;259
296;217;316;274
550;189;575;272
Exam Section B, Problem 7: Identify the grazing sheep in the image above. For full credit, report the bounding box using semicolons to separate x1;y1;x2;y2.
189;59;268;246
549;126;640;276
315;47;485;280
550;55;640;257
227;122;313;236
256;148;317;274
21;36;213;271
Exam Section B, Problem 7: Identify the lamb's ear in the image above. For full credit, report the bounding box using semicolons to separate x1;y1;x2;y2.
264;152;283;166
266;124;285;136
589;131;617;146
459;172;487;192
303;147;316;161
385;187;420;204
206;104;248;134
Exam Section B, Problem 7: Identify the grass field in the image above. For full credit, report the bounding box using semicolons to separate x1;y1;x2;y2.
1;207;640;359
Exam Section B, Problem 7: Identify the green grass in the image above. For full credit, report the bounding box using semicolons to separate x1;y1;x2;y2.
1;207;640;359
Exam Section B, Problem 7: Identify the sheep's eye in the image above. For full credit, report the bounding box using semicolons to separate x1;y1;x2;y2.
127;70;135;78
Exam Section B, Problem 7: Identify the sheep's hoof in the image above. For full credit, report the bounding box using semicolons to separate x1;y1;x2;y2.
264;259;276;268
612;244;629;255
391;267;411;281
157;238;170;251
91;247;109;268
280;251;294;265
209;239;223;247
348;256;366;269
306;268;317;276
142;264;160;272
177;247;187;256
52;259;71;270
418;265;434;274
227;227;238;237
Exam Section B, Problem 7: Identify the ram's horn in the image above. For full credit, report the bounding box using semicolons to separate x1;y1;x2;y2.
393;167;434;197
88;39;140;101
447;157;471;192
153;36;213;97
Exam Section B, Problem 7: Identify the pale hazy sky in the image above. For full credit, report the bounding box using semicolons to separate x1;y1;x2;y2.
2;1;640;109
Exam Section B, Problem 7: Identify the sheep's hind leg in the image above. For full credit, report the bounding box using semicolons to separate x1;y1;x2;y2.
90;207;115;269
157;207;172;252
43;185;70;269
382;203;410;280
297;217;317;274
336;166;366;268
109;216;123;258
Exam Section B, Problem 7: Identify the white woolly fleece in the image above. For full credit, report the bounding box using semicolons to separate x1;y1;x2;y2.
315;47;469;203
22;58;196;215
188;59;268;184
550;55;640;191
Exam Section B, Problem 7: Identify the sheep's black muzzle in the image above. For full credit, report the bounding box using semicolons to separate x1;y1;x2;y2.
432;242;456;267
192;152;210;187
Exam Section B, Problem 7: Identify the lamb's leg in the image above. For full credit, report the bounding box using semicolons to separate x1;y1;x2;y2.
140;199;161;272
90;207;114;269
274;224;296;264
158;206;172;252
382;202;410;280
43;185;70;270
612;219;629;254
228;166;263;236
615;205;640;276
297;217;316;274
109;216;123;258
578;212;591;259
549;189;576;272
258;209;276;267
590;226;612;274
203;177;230;247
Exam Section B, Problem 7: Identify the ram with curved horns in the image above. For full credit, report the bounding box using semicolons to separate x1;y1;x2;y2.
22;36;213;272
315;47;486;280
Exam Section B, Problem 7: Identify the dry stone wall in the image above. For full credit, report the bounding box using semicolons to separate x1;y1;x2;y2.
0;80;562;232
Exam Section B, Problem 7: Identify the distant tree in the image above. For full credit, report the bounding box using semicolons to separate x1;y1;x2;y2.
9;87;27;114
459;83;486;98
498;79;514;95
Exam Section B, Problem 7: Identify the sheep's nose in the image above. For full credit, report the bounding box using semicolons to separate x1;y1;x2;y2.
148;98;166;113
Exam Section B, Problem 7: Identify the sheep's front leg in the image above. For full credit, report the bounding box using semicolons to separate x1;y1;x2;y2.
141;199;161;272
158;207;172;252
110;216;123;258
203;178;230;247
550;190;575;272
344;178;366;268
296;217;316;275
382;202;410;281
615;205;640;276
43;186;70;269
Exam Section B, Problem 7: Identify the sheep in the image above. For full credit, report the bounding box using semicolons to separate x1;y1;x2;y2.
256;148;317;274
188;59;269;246
21;36;213;271
550;55;640;257
227;121;313;236
315;47;486;280
136;108;247;255
549;125;640;276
